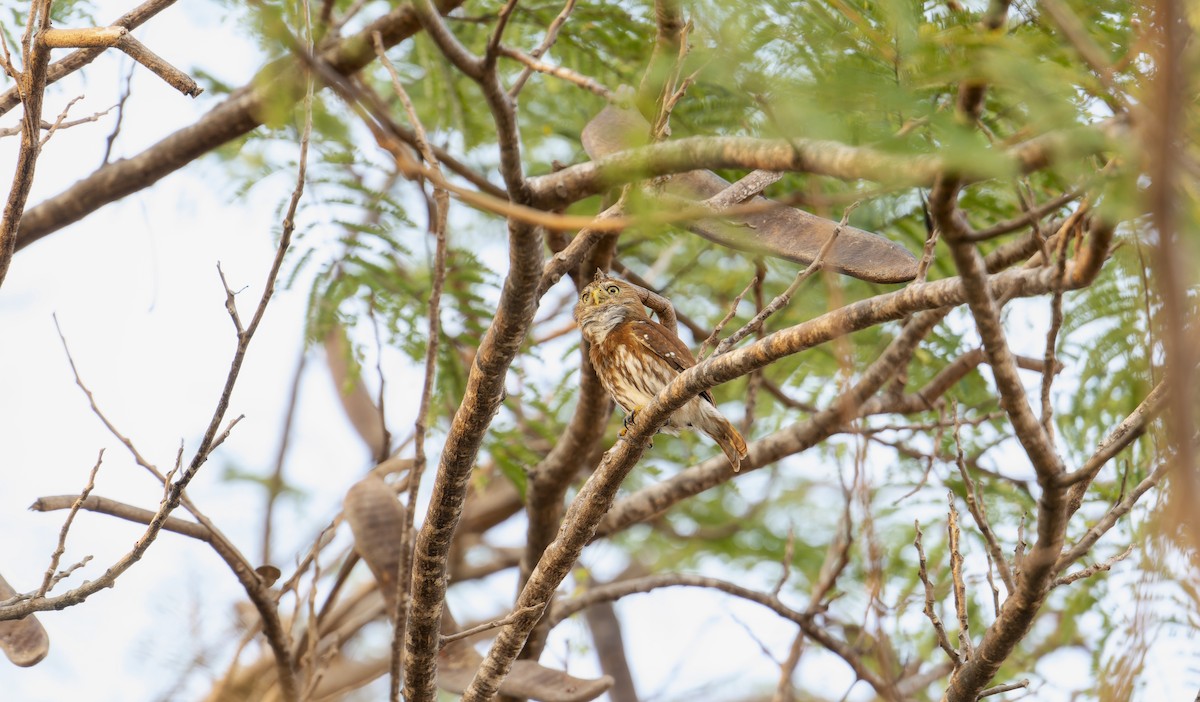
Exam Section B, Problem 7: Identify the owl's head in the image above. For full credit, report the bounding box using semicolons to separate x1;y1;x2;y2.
573;271;648;340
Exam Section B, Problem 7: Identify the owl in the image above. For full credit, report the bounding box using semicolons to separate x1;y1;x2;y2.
573;273;750;471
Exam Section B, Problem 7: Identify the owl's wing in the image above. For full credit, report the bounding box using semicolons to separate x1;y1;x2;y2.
630;319;716;405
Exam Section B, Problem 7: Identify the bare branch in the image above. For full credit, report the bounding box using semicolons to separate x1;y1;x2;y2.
915;520;960;666
1056;461;1170;570
946;491;973;661
0;0;53;289
546;573;890;695
703;169;785;210
439;605;542;647
29;494;212;542
372;31;452;701
37;450;104;597
0;0;178;116
978;679;1030;698
698;275;757;359
15;0;470;253
712;201;858;355
114;33;201;96
498;46;611;98
507;0;578;98
1062;380;1167;510
1053;544;1134;588
953;411;1016;595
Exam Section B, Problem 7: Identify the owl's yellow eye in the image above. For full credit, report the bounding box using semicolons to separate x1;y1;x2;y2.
606;285;619;294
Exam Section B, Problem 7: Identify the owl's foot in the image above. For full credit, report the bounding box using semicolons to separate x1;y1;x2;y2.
619;410;653;447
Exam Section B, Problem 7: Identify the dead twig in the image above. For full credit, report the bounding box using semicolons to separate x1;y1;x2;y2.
36;451;104;597
915;520;960;667
712;201;859;356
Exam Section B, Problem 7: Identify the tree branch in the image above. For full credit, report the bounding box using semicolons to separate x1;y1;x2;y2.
529;119;1127;211
14;0;468;254
546;573;890;695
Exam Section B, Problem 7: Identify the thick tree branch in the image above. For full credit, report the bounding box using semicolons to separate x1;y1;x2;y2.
528;119;1126;211
404;225;542;698
0;1;53;289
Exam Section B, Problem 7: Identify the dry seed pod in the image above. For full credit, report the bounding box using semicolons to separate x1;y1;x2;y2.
581;101;918;284
342;473;407;616
0;572;49;667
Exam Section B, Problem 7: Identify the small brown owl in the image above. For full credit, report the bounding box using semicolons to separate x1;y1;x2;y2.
573;272;749;471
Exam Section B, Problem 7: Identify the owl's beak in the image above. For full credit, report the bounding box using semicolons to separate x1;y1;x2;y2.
590;288;603;305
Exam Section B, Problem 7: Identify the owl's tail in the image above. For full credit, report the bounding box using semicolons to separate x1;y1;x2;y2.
699;409;750;472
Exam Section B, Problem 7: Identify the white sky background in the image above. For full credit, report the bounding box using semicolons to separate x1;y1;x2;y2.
0;1;1196;701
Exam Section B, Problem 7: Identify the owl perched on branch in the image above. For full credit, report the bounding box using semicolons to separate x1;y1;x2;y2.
573;272;750;471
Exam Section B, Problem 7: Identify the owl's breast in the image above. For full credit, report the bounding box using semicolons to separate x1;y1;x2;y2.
588;322;680;420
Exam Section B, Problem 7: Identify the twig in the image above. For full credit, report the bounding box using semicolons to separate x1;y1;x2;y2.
507;0;578;98
703;169;784;209
771;630;805;702
891;404;949;505
1053;543;1134;588
913;194;939;284
1061;379;1168;507
772;526;796;597
698;275;757;359
545;572;890;695
440;605;542;646
946;490;972;661
915;521;960;666
263;350;308;565
1040;208;1086;441
37;450;104;597
809;483;853;610
978;679;1030;698
482;0;519;69
498;46;611;98
367;301;392;462
1055;461;1170;570
0;106;113;139
712;201;859;356
38;94;84;145
38;25;202;97
952;408;1015;595
984;551;1001;618
965;188;1083;242
101;56;136;164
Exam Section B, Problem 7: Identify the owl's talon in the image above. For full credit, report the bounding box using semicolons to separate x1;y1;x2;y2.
619;409;640;437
